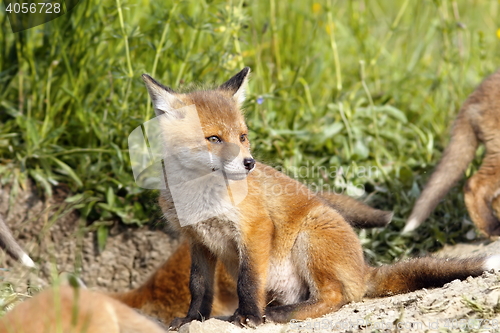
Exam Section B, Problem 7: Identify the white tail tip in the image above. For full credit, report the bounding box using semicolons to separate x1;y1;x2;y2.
402;218;420;234
484;255;500;272
385;212;394;225
20;253;36;268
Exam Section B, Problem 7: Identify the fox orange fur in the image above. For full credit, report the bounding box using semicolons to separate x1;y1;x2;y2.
494;195;500;221
139;68;500;329
111;241;238;324
0;286;167;333
403;69;500;236
111;195;392;324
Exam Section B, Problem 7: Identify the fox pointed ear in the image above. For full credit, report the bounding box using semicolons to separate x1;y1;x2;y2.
219;67;250;106
142;74;186;117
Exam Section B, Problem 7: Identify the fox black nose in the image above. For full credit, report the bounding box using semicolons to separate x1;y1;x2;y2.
243;158;255;171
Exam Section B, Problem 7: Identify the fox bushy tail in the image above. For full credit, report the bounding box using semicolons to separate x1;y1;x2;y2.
365;255;500;298
0;215;35;267
318;192;393;229
403;109;479;233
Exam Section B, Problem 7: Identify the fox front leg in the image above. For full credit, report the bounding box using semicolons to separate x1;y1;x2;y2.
169;243;216;330
229;249;267;328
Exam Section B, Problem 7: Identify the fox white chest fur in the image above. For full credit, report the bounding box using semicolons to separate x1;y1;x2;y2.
162;169;241;226
267;258;309;305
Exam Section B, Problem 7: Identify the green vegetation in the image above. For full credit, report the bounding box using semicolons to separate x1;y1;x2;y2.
1;0;500;264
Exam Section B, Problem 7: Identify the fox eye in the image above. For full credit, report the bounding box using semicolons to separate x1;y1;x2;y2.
207;136;222;143
240;134;247;142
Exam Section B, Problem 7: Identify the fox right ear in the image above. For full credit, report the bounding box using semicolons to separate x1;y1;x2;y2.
142;74;186;117
219;67;250;106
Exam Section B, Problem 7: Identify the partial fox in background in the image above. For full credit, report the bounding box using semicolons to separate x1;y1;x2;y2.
0;214;35;267
403;69;500;236
141;67;500;330
0;285;167;333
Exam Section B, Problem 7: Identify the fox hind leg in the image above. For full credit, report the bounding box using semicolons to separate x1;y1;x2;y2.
464;157;500;236
492;192;500;221
265;215;365;323
265;290;345;323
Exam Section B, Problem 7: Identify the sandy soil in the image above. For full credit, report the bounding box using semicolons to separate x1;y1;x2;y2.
1;181;500;332
178;241;500;333
0;181;177;293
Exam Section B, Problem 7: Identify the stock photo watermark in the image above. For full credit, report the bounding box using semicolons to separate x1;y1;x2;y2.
281;162;381;198
128;105;382;226
3;0;80;32
128;104;249;227
289;318;500;331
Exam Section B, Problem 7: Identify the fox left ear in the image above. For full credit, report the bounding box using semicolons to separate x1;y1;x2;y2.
142;74;186;117
219;67;250;106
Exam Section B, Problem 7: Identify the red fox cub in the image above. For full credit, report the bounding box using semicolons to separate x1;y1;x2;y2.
0;286;167;333
141;68;500;329
403;70;500;236
111;196;392;324
494;195;500;222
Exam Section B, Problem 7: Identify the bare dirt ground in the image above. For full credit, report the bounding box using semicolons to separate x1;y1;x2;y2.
1;181;500;332
181;242;500;333
0;181;177;293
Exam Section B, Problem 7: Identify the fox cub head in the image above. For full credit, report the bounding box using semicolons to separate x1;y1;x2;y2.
142;68;255;181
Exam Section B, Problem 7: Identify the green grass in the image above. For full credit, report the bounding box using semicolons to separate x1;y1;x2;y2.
1;0;500;264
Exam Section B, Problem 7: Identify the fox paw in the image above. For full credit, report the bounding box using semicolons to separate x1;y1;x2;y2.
230;311;263;328
168;317;195;331
264;307;290;323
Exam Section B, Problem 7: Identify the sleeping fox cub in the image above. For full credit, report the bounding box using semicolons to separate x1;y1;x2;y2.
139;68;500;329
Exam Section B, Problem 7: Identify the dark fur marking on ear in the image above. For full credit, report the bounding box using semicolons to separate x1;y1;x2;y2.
219;67;250;94
142;74;176;93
